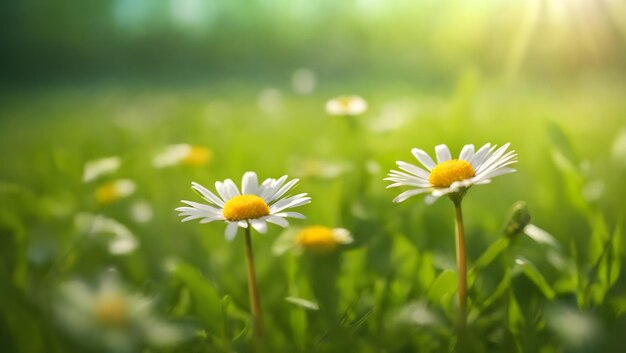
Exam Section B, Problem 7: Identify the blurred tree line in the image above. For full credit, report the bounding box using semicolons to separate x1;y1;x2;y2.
1;0;626;83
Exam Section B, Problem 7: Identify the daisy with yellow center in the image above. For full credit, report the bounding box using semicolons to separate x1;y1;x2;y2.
296;225;353;254
152;144;212;168
176;171;310;339
325;95;368;116
386;143;517;204
95;179;136;204
385;143;517;330
53;273;183;351
176;171;310;240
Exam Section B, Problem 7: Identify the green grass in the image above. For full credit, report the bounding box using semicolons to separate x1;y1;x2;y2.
1;75;625;352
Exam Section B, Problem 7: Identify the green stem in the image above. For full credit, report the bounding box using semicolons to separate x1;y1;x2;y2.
453;200;468;330
244;226;263;339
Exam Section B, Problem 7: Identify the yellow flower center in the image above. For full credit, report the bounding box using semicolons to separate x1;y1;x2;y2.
428;159;476;188
94;294;128;327
338;97;352;108
96;183;118;204
296;226;338;254
222;195;270;222
183;146;212;166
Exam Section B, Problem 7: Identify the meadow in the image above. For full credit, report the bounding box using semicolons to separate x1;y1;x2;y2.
1;72;625;352
2;1;626;351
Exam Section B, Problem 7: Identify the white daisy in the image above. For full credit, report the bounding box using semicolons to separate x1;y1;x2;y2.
74;212;138;255
95;179;136;204
175;171;311;240
325;95;368;116
152;144;211;168
53;272;183;352
272;225;353;255
386;143;517;204
294;225;353;254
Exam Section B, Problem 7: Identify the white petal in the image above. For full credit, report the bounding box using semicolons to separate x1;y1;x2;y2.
435;144;452;163
175;206;199;214
250;219;268;234
223;179;241;199
268;178;299;203
260;175;288;200
432;188;452;197
387;170;430;184
266;215;289;227
424;194;440;204
396;161;430;179
332;228;353;244
476;143;511;173
411;148;436;170
179;200;221;215
392;188;430;203
385;177;431;188
459;144;475;161
469;143;492;169
448;180;473;192
387;169;420;179
477;150;517;174
476;151;517;173
224;222;239;241
274;211;305;219
192;182;225;207
477;167;516;179
199;216;222;224
270;194;311;213
181;215;204;222
215;181;230;201
241;172;259;195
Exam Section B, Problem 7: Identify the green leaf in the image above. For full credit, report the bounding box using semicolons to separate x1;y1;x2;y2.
389;235;419;303
221;295;252;343
589;213;609;266
427;270;457;307
479;270;512;311
514;257;555;300
417;253;436;292
473;238;510;272
289;303;307;349
222;295;252;342
608;220;622;287
507;291;525;335
172;263;224;335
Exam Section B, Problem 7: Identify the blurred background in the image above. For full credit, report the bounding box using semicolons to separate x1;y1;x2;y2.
1;1;626;352
3;0;626;82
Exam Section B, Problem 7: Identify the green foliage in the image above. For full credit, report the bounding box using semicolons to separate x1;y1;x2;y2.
0;76;625;353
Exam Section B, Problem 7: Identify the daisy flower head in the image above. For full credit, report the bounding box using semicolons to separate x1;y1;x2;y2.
273;225;353;255
95;179;136;204
325;95;368;116
295;225;353;254
152;144;212;168
176;171;311;240
386;143;517;204
53;272;183;352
